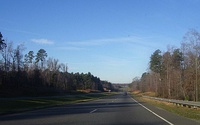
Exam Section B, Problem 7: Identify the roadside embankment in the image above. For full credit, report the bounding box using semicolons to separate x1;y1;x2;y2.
0;92;117;115
130;91;200;121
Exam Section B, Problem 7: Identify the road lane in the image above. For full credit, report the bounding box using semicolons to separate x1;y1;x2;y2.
0;94;199;125
130;96;173;125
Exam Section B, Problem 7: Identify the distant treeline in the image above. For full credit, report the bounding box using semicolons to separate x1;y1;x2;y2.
0;32;115;96
129;29;200;101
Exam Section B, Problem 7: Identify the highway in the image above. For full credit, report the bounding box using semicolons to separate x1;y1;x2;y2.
0;93;199;125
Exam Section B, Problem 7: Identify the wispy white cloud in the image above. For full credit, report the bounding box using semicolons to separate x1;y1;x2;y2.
0;27;40;36
31;38;54;45
60;35;168;52
64;36;161;50
65;36;142;46
56;46;86;51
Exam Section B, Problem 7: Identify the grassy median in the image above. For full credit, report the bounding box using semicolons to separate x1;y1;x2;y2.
0;92;116;115
130;91;200;121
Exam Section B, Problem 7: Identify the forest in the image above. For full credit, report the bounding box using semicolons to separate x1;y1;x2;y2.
0;32;115;97
129;29;200;101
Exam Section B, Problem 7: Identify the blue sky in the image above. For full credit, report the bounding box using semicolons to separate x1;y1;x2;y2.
1;0;200;83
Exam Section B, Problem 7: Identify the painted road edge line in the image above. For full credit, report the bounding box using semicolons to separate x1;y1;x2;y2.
90;109;97;113
130;96;174;125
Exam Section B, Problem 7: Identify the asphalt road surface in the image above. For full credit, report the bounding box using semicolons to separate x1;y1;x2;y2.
0;93;199;125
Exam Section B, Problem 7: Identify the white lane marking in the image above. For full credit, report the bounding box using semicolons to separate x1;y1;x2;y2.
89;109;97;113
130;96;174;125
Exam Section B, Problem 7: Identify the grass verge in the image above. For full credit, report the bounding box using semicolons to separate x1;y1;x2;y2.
0;92;116;115
130;91;200;120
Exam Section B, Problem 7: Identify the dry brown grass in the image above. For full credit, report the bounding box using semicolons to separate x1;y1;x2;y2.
132;91;156;97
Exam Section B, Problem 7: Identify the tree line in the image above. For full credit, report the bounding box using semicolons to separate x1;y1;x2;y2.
130;29;200;101
0;32;115;96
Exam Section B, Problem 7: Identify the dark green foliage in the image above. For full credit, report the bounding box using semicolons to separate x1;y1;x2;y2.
35;49;47;69
0;70;105;97
0;32;6;51
27;51;35;63
35;49;47;63
150;49;162;73
68;72;103;91
172;49;184;69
